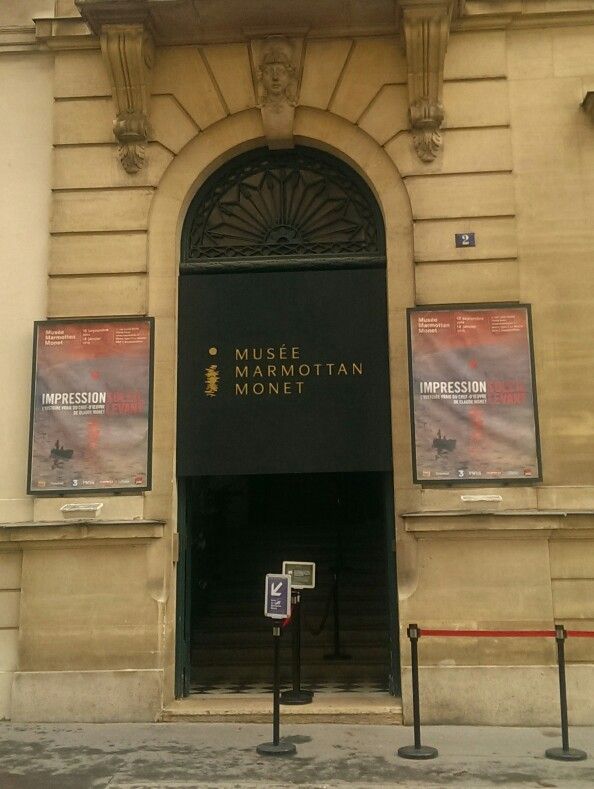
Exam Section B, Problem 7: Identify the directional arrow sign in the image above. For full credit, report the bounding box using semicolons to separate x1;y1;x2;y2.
264;573;291;619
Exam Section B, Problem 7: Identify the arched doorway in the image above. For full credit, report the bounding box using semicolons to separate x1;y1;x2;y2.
175;146;399;699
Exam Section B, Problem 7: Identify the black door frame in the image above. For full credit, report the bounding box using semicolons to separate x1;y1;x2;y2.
383;471;401;695
175;145;401;698
174;477;192;698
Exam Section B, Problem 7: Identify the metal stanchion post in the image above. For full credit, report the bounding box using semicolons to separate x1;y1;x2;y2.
324;571;351;661
257;625;296;756
545;625;587;762
281;591;313;705
398;624;438;760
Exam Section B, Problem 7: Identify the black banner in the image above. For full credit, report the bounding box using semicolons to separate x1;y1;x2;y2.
177;269;392;476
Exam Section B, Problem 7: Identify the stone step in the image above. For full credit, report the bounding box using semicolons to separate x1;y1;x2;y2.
193;614;389;630
191;644;389;664
194;609;389;623
192;662;391;683
192;628;389;646
194;591;389;608
160;693;403;725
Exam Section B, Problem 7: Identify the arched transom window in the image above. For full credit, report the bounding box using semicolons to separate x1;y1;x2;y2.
181;146;386;273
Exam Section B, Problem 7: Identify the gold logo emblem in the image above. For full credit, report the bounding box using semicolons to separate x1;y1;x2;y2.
205;364;219;397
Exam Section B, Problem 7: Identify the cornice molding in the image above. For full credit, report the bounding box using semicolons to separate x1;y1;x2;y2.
456;0;594;30
75;0;397;42
0;26;40;53
76;0;160;34
27;3;594;51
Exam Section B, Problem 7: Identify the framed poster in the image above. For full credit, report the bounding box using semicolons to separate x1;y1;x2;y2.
27;317;154;495
407;304;541;485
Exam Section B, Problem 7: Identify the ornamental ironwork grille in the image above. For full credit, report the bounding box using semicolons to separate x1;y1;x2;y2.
181;146;386;273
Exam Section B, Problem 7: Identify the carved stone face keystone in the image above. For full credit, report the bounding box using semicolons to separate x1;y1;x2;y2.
257;40;297;109
262;60;291;98
252;36;302;149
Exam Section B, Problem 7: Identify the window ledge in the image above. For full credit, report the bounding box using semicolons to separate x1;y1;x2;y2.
0;518;165;545
403;509;594;534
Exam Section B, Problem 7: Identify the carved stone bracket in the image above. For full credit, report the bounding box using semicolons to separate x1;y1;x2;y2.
100;24;154;173
251;36;303;150
399;0;454;163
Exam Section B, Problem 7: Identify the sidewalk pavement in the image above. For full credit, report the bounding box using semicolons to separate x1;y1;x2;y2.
0;722;593;788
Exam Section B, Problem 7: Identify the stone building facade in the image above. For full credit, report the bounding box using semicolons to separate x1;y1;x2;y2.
0;0;593;724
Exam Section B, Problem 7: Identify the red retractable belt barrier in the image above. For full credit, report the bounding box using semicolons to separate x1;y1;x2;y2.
397;623;590;765
417;628;594;638
419;628;556;638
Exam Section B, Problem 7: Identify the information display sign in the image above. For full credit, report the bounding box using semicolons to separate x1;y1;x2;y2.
264;574;291;619
407;304;541;484
282;561;316;590
27;318;154;494
177;269;392;476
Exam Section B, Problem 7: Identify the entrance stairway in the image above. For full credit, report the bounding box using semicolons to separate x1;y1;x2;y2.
189;474;393;692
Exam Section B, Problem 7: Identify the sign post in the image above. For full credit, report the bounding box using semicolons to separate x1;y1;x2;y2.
257;574;296;756
324;568;351;662
281;562;315;706
397;624;438;760
545;625;587;762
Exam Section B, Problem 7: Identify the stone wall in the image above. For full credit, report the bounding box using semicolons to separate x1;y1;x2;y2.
48;31;517;320
0;553;21;719
1;1;593;723
397;23;594;723
0;37;53;717
509;24;594;486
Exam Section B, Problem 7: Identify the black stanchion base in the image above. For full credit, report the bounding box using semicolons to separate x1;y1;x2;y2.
545;747;587;762
280;689;314;705
256;741;297;756
398;745;439;760
323;653;352;661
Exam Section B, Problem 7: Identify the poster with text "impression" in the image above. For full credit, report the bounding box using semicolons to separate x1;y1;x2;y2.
408;305;541;484
28;318;153;494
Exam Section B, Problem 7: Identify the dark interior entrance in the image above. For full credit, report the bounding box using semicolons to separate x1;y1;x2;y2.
178;472;399;694
175;145;399;698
